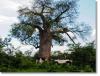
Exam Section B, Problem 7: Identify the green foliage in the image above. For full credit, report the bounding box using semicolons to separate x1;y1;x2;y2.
80;65;93;72
0;39;3;51
51;51;70;59
69;42;96;72
0;42;96;72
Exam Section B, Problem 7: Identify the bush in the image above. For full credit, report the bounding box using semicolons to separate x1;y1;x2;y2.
0;42;96;72
80;65;93;72
69;43;96;71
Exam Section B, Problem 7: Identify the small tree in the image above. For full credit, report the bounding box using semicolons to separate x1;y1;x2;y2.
10;0;91;60
0;38;3;51
70;42;96;71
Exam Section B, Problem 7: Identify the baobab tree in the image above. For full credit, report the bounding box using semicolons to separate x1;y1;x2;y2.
11;0;91;61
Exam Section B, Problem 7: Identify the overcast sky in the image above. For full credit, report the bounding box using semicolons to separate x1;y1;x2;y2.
0;0;96;52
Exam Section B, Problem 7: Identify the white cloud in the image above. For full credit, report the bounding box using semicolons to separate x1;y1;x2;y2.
0;15;8;22
10;0;33;7
0;15;18;38
89;28;96;42
0;0;19;37
52;46;67;52
0;0;20;17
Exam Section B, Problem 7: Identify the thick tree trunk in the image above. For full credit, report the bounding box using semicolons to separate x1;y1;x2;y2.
38;28;52;61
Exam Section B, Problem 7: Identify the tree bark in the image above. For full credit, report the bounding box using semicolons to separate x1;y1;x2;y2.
38;28;52;60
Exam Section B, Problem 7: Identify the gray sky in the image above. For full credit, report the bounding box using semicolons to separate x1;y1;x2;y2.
0;0;96;52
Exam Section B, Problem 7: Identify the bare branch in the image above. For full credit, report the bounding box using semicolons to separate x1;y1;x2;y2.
52;34;67;44
65;32;75;44
54;5;70;22
51;28;70;34
51;27;76;44
41;5;45;13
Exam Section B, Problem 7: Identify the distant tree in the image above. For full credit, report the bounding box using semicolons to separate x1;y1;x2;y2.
24;50;32;57
0;38;3;51
70;42;96;71
1;37;17;56
10;0;91;60
51;51;70;59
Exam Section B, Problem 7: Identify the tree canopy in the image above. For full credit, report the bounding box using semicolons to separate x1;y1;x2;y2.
11;0;91;48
